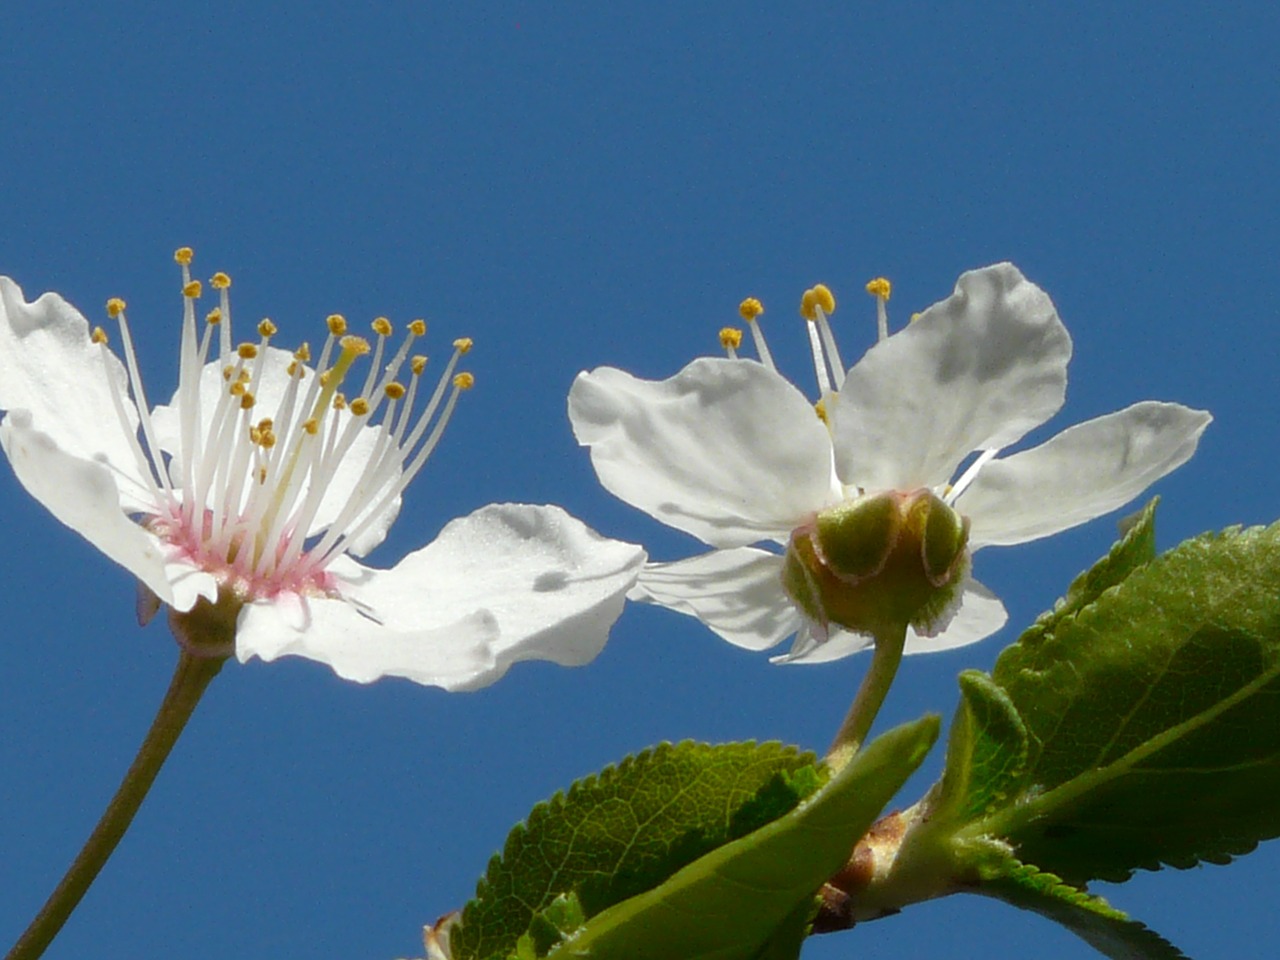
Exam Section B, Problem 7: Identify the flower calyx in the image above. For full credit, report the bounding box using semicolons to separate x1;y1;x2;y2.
782;489;970;639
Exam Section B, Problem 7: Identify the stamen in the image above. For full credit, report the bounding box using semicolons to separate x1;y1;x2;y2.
110;301;176;501
719;326;743;359
800;288;833;397
738;298;776;371
946;448;1000;505
809;284;845;390
92;312;162;505
866;277;892;342
360;317;392;397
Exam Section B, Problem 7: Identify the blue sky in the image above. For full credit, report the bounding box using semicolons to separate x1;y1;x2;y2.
1;4;1277;958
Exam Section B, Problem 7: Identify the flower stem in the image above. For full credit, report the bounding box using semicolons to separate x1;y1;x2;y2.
825;623;908;772
5;650;225;960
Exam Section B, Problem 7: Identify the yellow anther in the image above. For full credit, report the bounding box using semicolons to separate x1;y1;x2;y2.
453;337;474;354
258;318;277;338
257;466;268;484
800;288;819;321
222;364;235;381
287;361;299;377
91;326;109;345
303;418;320;435
319;370;332;387
739;297;764;321
910;312;922;324
106;298;127;318
811;283;836;315
250;425;262;444
350;397;371;416
384;382;407;400
257;417;274;430
327;314;347;335
372;317;393;337
206;308;223;325
333;393;347;410
240;392;256;410
173;247;194;265
339;335;371;356
453;372;475;390
408;319;426;337
410;355;428;376
294;343;311;362
236;368;252;384
260;431;276;449
183;280;203;299
230;380;246;396
719;327;743;349
237;343;259;360
865;277;892;301
814;398;829;424
210;272;231;290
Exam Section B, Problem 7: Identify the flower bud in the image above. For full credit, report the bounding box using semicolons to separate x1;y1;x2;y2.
782;490;970;638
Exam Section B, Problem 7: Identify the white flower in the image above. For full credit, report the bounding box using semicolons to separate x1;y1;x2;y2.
569;263;1210;664
0;249;644;690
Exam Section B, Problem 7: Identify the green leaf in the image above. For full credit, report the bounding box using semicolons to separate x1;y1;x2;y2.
978;856;1189;960
450;741;825;960
1014;498;1159;652
549;717;939;960
939;511;1280;885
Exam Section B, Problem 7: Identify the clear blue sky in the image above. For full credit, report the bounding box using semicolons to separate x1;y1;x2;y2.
1;4;1276;958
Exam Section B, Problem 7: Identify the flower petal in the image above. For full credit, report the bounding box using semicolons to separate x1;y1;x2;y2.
769;625;875;664
237;503;645;690
903;578;1007;653
630;548;800;652
831;264;1073;492
236;594;502;689
0;409;179;605
958;402;1212;549
569;359;838;547
0;278;153;505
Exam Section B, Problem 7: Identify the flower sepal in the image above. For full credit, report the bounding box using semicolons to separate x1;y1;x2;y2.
782;490;970;639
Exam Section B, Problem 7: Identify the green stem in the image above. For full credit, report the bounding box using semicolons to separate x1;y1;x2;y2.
825;623;908;772
6;650;225;960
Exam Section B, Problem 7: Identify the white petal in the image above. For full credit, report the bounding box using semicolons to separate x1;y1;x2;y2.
903;578;1008;654
959;402;1212;549
770;626;875;665
0;409;177;606
631;548;800;652
569;359;838;548
0;278;152;503
831;264;1072;492
238;503;645;690
151;346;402;552
236;595;501;689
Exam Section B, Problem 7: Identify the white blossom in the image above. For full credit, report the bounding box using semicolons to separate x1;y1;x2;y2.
0;250;643;690
569;263;1209;663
